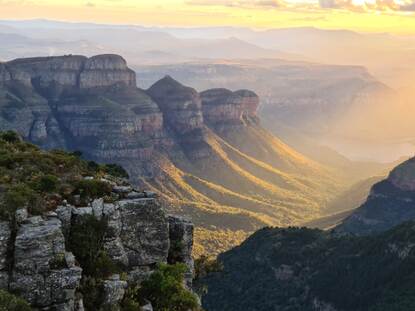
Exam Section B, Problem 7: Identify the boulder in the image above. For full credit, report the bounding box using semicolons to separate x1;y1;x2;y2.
10;216;82;309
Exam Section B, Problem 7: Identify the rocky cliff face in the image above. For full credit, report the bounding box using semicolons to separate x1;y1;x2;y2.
0;55;167;176
0;180;194;310
0;54;341;257
200;88;259;131
336;157;415;235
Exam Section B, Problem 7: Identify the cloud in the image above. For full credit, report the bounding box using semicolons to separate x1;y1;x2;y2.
186;0;415;13
185;0;282;8
85;2;95;7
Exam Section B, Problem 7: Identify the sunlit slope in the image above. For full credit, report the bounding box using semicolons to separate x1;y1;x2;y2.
140;121;343;254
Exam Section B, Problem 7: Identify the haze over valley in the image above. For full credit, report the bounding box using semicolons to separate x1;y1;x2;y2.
1;3;415;309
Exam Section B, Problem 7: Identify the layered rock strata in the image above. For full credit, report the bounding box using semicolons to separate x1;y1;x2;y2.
0;177;194;310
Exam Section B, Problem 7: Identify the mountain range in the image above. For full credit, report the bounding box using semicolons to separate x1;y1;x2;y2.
1;19;414;164
200;155;415;311
0;54;343;255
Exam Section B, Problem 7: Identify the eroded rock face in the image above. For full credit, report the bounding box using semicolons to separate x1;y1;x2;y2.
9;216;82;310
0;55;169;176
168;216;194;288
147;76;204;135
200;88;259;130
0;191;194;310
80;54;136;89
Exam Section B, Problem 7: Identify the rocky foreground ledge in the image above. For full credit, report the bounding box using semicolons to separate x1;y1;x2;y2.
0;176;194;310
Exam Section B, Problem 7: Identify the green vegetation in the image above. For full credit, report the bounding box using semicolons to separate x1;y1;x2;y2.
0;290;31;311
201;222;415;311
137;263;201;311
0;131;128;220
68;214;121;311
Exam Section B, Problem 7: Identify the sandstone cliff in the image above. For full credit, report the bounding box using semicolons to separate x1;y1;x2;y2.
0;54;342;256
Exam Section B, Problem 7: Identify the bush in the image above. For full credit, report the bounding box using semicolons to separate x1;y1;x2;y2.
79;276;105;311
38;174;59;192
1;184;41;220
138;263;200;311
101;164;129;179
0;289;31;311
72;179;112;201
68;215;117;277
49;253;67;270
0;131;21;143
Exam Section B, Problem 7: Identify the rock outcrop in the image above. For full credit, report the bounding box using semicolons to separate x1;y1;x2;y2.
0;54;168;176
0;178;194;310
201;88;259;130
146;75;211;159
147;76;204;135
9;216;82;310
0;54;341;259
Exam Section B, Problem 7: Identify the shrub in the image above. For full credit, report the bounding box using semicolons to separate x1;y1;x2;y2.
0;289;31;311
72;179;112;201
79;276;105;311
49;253;67;270
1;184;41;220
0;131;21;143
138;263;200;311
101;164;129;179
38;174;59;192
68;215;114;277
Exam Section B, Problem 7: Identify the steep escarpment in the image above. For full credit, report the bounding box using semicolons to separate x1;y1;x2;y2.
0;133;197;310
0;54;343;255
337;157;415;235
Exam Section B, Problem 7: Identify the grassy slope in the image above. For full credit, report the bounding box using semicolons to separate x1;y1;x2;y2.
143;121;344;256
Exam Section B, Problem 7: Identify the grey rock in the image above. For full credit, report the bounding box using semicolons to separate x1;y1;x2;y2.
0;222;10;288
141;302;153;311
10;217;82;309
127;266;153;285
56;205;73;235
168;215;194;288
92;198;104;219
118;199;170;267
113;185;133;194
102;274;128;310
15;208;28;224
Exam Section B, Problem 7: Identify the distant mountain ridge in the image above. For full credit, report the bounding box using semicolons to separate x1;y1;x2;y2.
0;54;341;254
337;157;415;235
200;153;415;311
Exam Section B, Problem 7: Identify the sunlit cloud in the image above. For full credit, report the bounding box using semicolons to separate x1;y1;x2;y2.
186;0;415;12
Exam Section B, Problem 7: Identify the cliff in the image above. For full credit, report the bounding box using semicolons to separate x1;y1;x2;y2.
200;88;259;130
0;133;196;310
0;54;342;256
336;157;415;235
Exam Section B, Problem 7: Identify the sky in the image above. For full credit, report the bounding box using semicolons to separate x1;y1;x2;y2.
1;0;415;34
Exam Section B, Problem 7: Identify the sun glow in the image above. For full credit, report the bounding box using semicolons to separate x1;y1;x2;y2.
0;0;415;34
